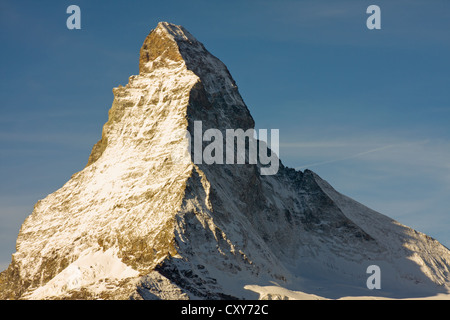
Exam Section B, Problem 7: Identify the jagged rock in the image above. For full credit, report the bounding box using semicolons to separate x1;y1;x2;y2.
1;22;449;300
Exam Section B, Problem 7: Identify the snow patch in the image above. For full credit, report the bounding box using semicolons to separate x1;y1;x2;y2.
25;248;139;299
245;284;450;300
245;284;327;300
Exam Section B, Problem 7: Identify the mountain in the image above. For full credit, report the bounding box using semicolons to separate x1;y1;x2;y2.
1;22;449;300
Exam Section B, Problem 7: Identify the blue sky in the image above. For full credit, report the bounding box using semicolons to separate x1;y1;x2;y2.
1;0;450;270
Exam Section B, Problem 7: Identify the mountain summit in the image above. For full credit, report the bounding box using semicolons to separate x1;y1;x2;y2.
1;22;449;300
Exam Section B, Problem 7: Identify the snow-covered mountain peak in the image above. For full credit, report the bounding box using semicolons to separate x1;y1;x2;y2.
154;22;198;44
139;21;253;130
1;22;449;300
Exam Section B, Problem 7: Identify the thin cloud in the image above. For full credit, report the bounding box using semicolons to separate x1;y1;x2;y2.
295;144;396;170
292;139;433;170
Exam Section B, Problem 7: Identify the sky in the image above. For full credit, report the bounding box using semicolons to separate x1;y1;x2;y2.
0;0;450;271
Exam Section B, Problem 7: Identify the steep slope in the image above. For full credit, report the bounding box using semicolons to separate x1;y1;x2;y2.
1;22;449;300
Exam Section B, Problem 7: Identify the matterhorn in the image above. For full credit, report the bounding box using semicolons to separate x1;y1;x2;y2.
1;22;449;300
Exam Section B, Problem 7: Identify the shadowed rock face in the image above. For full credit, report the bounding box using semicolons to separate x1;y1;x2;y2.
1;22;450;300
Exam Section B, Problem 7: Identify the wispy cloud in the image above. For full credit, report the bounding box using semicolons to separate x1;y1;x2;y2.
0;132;98;146
293;140;431;170
294;144;396;170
